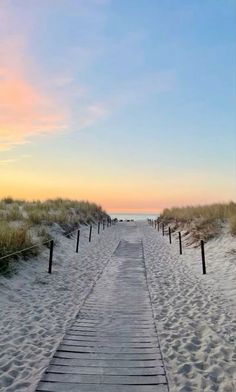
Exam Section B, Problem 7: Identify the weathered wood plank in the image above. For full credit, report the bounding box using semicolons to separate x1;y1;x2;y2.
64;334;158;343
62;339;158;348
58;344;160;354
42;372;167;384
36;382;169;392
65;331;158;338
47;364;165;375
55;351;161;360
50;357;163;368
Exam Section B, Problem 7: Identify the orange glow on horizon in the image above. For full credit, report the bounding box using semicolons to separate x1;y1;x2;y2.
0;176;234;214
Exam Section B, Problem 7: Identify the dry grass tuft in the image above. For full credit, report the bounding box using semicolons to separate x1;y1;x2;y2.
37;227;54;248
0;221;38;274
6;203;24;221
160;201;236;241
0;197;109;274
229;215;236;236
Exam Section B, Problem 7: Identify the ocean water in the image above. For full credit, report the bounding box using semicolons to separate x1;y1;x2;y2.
109;213;159;221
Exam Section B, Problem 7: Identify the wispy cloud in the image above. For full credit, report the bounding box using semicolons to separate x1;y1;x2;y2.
0;28;69;151
0;65;68;151
0;1;112;151
0;1;175;152
0;36;109;151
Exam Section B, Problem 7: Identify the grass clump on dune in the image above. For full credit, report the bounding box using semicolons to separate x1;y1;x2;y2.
0;197;109;274
161;202;236;222
0;222;35;257
0;221;38;274
160;202;236;241
6;203;24;221
1;197;108;229
25;199;107;227
229;215;236;236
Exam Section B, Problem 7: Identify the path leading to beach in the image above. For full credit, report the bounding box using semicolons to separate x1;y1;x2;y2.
1;221;235;392
36;228;168;391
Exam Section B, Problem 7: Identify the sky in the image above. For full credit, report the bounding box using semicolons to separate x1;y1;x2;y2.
0;0;235;213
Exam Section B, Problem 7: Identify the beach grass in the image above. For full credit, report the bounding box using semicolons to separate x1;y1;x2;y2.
0;221;39;274
160;202;236;240
0;197;109;274
229;215;236;236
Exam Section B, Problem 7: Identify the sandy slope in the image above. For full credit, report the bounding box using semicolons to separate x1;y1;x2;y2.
1;221;236;392
0;224;121;392
141;222;236;392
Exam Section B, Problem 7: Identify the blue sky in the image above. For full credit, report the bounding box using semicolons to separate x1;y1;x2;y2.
0;0;235;211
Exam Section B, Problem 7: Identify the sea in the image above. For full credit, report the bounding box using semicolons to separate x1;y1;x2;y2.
109;213;159;221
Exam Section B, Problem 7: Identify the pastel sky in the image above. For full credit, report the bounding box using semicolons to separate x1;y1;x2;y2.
0;0;235;213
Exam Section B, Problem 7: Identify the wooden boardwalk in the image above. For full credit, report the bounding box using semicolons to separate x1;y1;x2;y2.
36;238;169;391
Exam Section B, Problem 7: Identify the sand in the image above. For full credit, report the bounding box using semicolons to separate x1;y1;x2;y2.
0;224;120;392
0;221;235;391
141;222;236;391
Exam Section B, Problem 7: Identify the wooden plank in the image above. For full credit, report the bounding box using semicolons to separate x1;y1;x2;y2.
54;351;161;360
75;320;155;326
58;344;160;354
50;357;164;368
42;372;167;384
65;331;158;338
64;334;158;343
69;328;156;335
62;339;158;348
36;382;169;392
47;364;165;375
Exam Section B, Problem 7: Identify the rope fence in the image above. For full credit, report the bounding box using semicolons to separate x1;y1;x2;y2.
0;218;113;275
148;218;207;275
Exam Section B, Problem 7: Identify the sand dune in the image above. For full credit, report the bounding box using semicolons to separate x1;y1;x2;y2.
0;221;235;391
142;222;236;391
0;224;120;392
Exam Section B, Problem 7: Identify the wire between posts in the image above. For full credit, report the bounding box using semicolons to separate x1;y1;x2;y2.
0;240;51;262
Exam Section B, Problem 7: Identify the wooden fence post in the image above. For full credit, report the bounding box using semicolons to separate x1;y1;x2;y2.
162;223;165;236
76;230;80;253
89;225;92;242
201;240;206;274
169;227;172;244
179;232;182;255
48;240;54;274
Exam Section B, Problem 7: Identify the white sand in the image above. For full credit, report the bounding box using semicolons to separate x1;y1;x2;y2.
0;224;121;392
141;222;236;391
1;221;236;392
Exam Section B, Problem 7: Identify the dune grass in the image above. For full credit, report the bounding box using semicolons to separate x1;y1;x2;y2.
24;199;106;226
160;202;236;240
0;221;36;256
0;197;109;274
0;221;38;274
229;215;236;236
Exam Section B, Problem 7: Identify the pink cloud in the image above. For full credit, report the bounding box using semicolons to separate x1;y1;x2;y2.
0;66;68;151
0;2;112;151
0;32;69;151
